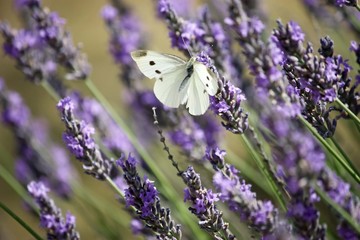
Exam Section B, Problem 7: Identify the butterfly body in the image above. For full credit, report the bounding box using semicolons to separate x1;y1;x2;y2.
131;50;218;115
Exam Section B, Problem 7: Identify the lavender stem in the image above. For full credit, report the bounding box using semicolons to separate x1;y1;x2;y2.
298;116;360;183
240;134;287;211
0;201;43;240
314;184;360;234
335;98;360;126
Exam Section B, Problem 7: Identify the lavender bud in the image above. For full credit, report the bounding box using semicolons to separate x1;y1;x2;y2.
117;154;182;239
27;181;80;239
57;97;113;180
20;0;91;80
182;166;236;239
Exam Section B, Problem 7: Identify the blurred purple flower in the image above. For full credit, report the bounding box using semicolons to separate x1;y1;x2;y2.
19;0;91;80
28;181;80;239
0;79;74;198
101;3;144;87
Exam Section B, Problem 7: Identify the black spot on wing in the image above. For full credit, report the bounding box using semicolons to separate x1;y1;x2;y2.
206;84;209;87
149;61;155;65
206;76;210;81
155;70;161;74
159;77;163;81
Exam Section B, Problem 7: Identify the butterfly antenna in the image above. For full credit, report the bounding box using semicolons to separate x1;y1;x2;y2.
180;35;194;57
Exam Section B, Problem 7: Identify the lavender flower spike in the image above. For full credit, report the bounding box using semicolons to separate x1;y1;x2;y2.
206;147;284;238
20;0;91;80
27;181;79;240
117;154;182;239
57;97;112;180
182;166;236;239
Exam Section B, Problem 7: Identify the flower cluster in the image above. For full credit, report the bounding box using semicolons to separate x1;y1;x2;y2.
206;147;280;238
57;97;113;180
318;168;360;239
0;23;57;83
101;4;144;87
272;20;359;137
27;181;79;239
0;79;74;198
225;1;302;117
117;154;182;239
181;166;235;239
18;0;91;80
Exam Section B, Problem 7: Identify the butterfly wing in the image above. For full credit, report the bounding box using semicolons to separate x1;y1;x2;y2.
193;62;218;96
153;65;190;108
186;73;210;116
131;50;186;79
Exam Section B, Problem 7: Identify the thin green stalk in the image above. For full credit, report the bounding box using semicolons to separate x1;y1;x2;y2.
105;175;125;198
328;137;360;179
335;98;360;126
299;116;360;184
40;81;60;101
0;201;44;240
241;135;287;211
226;150;273;196
84;80;206;239
314;184;360;234
356;4;360;12
0;164;36;210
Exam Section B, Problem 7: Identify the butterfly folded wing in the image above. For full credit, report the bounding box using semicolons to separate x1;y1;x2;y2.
153;65;190;108
193;62;218;96
186;74;210;115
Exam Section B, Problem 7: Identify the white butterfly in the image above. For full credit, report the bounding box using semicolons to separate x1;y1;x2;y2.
130;50;218;115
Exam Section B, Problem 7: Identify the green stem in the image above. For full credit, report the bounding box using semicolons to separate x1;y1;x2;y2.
84;80;205;239
227;150;273;196
0;164;36;210
314;184;360;234
328;137;360;180
299;116;360;184
40;81;60;101
335;98;360;126
0;201;44;240
356;4;360;12
241;135;287;211
105;175;124;198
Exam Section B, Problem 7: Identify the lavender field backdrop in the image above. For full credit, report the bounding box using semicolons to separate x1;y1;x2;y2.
0;0;359;239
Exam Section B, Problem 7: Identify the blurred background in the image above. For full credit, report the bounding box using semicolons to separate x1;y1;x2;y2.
0;0;359;239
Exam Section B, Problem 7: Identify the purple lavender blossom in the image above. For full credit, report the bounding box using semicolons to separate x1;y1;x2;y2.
102;3;144;87
27;181;80;239
350;41;360;66
318;168;360;239
117;154;182;239
334;0;358;7
19;0;91;80
261;107;326;239
272;20;359;137
0;23;59;83
0;79;74;198
225;2;302;118
69;92;134;157
181;166;236;239
57;97;113;180
167;113;221;161
206;147;280;237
